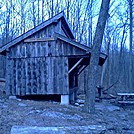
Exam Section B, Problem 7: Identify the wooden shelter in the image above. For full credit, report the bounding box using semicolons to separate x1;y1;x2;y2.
0;12;107;104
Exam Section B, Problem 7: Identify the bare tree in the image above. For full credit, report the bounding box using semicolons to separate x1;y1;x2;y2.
128;0;133;92
20;0;26;34
84;0;110;113
32;0;36;27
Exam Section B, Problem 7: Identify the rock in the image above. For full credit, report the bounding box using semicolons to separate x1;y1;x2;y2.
106;105;120;112
126;130;134;134
118;112;128;119
0;103;8;108
0;99;4;103
74;103;79;106
95;103;106;111
76;99;85;104
18;103;27;107
35;110;40;113
9;96;22;101
77;94;85;100
11;125;106;134
79;104;84;107
9;96;17;100
16;98;22;101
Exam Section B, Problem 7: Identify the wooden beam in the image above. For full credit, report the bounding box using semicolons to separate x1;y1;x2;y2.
24;37;56;43
68;58;83;73
77;65;88;76
55;33;90;51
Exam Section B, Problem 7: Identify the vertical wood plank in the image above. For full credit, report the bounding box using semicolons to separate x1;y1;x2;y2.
20;58;24;95
16;59;21;95
59;57;64;94
6;51;11;96
10;59;13;95
36;58;41;94
45;57;49;93
47;57;53;94
31;43;35;57
19;59;23;95
27;43;31;57
61;42;64;56
11;59;16;95
13;59;16;95
45;42;48;56
38;58;42;94
52;41;56;56
25;58;29;95
53;57;57;93
17;45;21;58
27;58;31;94
21;59;26;95
50;57;53;94
44;57;48;93
15;59;18;95
64;57;69;94
55;40;59;56
63;42;67;55
32;58;37;94
40;58;45;94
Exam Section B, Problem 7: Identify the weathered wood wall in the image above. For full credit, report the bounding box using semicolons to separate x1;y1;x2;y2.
0;55;6;78
6;56;69;96
6;21;86;96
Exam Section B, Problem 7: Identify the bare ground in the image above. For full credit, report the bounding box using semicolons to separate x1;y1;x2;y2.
0;90;134;134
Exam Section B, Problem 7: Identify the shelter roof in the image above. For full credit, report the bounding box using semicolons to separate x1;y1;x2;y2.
0;12;74;55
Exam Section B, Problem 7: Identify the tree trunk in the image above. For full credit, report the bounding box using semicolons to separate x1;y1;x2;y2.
128;0;133;92
84;0;110;113
42;0;44;22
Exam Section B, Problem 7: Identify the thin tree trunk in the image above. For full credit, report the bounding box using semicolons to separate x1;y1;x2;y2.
128;0;133;92
84;0;110;113
32;1;36;27
101;38;110;88
42;0;44;22
88;0;93;47
51;0;54;17
37;0;40;25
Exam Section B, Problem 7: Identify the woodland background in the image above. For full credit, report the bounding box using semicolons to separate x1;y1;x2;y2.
0;0;133;94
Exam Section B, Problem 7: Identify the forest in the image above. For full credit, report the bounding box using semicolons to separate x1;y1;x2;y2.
0;0;133;95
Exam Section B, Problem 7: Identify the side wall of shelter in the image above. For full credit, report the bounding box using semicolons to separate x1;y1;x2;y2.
6;21;66;96
6;55;69;96
6;22;86;96
0;55;6;78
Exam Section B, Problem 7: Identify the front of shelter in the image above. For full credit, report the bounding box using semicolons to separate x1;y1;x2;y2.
0;12;107;104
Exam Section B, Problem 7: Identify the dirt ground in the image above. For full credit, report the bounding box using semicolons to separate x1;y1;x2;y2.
0;89;134;134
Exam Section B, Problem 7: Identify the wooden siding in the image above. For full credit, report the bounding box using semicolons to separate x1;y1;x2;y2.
0;12;75;54
9;40;86;59
6;56;69;96
5;20;87;96
6;36;87;95
0;55;6;78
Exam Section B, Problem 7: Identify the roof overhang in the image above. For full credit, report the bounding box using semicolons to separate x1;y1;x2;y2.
55;33;107;66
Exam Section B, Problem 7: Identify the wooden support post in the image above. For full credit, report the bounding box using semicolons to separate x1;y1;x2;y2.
68;58;83;74
24;37;55;43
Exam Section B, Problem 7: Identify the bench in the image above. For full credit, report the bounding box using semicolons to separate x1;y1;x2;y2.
117;93;134;104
